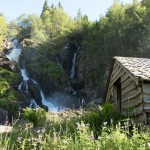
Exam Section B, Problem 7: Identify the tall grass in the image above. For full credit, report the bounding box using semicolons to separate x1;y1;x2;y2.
0;104;149;150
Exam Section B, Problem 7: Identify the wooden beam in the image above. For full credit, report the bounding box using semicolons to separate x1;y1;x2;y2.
116;60;139;85
122;94;142;109
121;81;136;95
143;94;150;103
144;103;150;110
122;87;142;102
122;105;143;116
142;84;150;95
121;77;133;90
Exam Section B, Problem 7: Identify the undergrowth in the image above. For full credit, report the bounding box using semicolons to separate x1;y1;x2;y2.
0;104;149;150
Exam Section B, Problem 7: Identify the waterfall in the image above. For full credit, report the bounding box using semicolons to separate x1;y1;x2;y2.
6;39;22;62
20;69;29;81
70;52;77;78
40;90;53;110
18;68;29;92
70;47;80;79
5;39;84;112
40;90;65;112
29;99;38;109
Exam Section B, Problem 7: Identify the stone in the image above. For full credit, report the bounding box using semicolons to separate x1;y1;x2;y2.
0;108;8;125
27;79;42;106
3;41;13;52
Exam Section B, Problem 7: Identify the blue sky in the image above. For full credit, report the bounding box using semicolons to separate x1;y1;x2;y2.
0;0;135;22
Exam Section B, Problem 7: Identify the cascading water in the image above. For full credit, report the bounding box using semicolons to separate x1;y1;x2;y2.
70;52;77;78
40;91;64;112
6;39;22;62
69;46;86;107
18;68;29;92
6;39;66;112
70;46;80;79
29;99;38;109
5;40;85;112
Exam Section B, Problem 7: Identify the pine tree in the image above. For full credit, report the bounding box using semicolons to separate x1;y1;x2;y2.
40;0;50;18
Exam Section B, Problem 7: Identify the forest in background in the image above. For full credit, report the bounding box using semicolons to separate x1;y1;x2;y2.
1;0;150;113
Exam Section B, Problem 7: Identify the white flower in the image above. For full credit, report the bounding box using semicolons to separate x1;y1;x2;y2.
37;130;41;133
41;129;46;133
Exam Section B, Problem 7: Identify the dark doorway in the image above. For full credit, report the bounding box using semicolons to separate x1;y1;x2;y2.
113;78;121;114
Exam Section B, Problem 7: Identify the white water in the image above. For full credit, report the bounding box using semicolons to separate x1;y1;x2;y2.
70;47;80;79
5;39;81;112
20;69;29;81
29;99;38;109
6;39;22;62
70;52;77;78
18;68;29;91
40;90;64;112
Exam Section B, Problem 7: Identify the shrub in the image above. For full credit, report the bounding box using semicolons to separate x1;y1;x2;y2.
23;107;46;127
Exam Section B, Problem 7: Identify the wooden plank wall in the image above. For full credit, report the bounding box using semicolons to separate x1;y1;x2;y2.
106;61;144;122
142;84;150;112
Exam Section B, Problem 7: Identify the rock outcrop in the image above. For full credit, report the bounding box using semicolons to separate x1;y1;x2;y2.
0;108;8;125
0;53;17;71
3;41;13;52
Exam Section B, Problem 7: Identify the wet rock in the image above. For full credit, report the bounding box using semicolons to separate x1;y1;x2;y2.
3;41;13;52
70;79;85;91
0;54;17;71
27;79;42;106
86;98;103;107
0;108;8;125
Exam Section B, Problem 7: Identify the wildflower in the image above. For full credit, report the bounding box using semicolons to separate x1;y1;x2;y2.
103;122;107;126
34;138;37;141
37;130;41;133
28;138;31;142
41;129;46;133
17;137;22;141
17;137;22;144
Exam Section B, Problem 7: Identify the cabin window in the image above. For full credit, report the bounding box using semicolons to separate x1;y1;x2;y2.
146;113;150;125
113;78;121;114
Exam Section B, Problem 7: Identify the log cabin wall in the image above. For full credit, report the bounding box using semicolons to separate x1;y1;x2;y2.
106;60;145;123
142;83;150;124
105;57;150;124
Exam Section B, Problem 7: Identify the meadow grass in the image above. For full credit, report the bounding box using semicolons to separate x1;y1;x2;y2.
0;105;149;150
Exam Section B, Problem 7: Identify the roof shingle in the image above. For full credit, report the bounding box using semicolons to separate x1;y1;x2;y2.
114;57;150;81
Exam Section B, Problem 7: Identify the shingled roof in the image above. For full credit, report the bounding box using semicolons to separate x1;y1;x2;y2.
104;56;150;101
114;56;150;81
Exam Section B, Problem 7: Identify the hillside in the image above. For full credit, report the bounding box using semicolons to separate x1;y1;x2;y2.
0;0;150;121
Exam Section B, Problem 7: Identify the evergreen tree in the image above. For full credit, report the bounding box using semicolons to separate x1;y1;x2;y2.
40;0;50;18
58;2;63;9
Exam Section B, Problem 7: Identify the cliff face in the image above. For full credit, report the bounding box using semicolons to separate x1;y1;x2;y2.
0;48;27;122
76;49;105;100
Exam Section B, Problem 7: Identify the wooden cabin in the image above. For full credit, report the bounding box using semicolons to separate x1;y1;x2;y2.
104;56;150;124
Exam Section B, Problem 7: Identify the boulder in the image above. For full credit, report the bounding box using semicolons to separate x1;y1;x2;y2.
27;79;42;106
70;79;85;91
0;108;8;125
3;41;13;52
0;55;17;71
86;98;103;107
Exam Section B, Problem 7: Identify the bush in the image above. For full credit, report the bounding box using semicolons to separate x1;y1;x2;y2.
23;107;46;127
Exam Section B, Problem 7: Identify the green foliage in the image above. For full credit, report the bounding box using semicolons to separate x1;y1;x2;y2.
40;2;75;44
23;107;46;127
0;67;22;114
83;102;122;137
26;44;66;83
0;109;150;149
5;0;150;116
100;102;120;124
0;14;7;50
